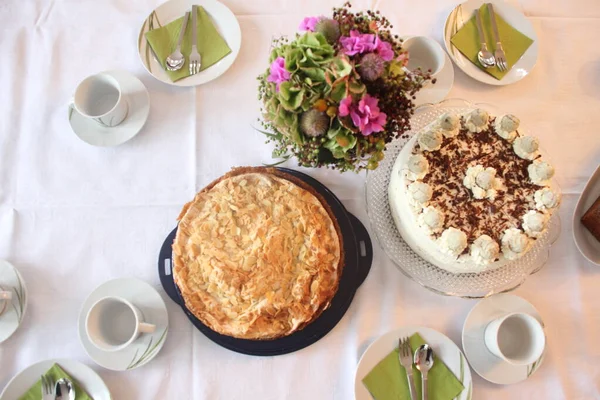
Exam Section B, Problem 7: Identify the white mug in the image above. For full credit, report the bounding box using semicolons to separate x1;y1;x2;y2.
86;296;155;352
72;73;129;127
402;36;446;85
484;312;545;365
0;287;12;317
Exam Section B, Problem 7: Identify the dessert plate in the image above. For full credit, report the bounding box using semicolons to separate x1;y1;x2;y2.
413;50;454;107
0;359;111;400
355;326;472;400
365;98;561;298
78;278;168;371
0;260;27;343
69;70;150;147
158;168;373;356
138;0;241;87
462;293;545;384
573;163;600;266
443;0;538;86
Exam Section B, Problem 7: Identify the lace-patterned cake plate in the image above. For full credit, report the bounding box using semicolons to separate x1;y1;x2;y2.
365;98;561;298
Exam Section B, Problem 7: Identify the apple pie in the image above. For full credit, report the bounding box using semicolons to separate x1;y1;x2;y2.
172;167;343;340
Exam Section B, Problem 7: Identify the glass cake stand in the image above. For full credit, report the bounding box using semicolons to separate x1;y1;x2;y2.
365;99;561;298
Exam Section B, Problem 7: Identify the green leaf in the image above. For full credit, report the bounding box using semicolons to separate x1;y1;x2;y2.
330;81;347;102
348;79;366;94
278;81;304;111
331;56;352;78
301;67;326;82
388;59;406;77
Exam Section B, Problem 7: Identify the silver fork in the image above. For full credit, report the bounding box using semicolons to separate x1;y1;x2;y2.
399;337;417;400
487;3;508;71
189;5;202;75
41;375;55;400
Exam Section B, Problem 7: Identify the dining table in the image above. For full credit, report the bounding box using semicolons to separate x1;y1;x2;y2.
1;0;599;398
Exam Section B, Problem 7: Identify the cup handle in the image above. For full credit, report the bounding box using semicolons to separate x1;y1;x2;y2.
68;97;75;120
139;322;156;334
0;291;12;300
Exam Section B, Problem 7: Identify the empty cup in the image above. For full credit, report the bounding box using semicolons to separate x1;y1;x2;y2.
73;73;129;127
86;296;155;352
484;312;545;365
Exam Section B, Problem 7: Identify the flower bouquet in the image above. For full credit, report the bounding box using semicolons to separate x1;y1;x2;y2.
257;2;432;172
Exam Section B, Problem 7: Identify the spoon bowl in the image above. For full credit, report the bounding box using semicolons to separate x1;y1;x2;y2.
414;344;434;400
54;378;75;400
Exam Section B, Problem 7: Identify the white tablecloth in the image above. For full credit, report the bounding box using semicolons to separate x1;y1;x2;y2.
1;0;599;398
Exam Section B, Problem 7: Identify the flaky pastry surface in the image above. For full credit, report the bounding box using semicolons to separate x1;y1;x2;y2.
173;167;343;339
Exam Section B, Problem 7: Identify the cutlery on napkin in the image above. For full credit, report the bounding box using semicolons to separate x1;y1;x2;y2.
145;6;232;82
450;4;534;80
362;333;464;400
19;364;92;400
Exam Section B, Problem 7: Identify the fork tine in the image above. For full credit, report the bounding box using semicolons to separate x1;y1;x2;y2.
41;375;46;394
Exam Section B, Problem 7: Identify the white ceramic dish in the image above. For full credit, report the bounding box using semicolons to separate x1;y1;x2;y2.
413;50;454;107
573;164;600;265
78;278;168;371
443;0;538;86
0;260;27;343
0;358;111;400
355;326;472;400
69;70;150;147
462;293;545;384
138;0;242;87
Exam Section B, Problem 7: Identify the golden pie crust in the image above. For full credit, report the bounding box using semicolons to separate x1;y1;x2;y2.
172;167;343;340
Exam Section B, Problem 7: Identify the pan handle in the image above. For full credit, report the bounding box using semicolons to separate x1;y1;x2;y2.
158;226;182;305
347;213;373;288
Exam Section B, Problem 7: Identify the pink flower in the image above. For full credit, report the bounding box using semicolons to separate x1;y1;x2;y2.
339;30;377;56
339;94;387;136
299;16;321;31
267;57;290;91
374;37;394;61
339;96;353;117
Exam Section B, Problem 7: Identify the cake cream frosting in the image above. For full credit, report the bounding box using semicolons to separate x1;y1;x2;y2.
389;108;560;273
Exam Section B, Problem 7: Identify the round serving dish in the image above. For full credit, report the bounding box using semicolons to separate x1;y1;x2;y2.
365;98;561;298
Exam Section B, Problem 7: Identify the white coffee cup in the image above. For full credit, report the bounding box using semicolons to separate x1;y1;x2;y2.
484;312;545;365
86;296;155;352
73;73;129;127
402;36;446;85
0;287;12;317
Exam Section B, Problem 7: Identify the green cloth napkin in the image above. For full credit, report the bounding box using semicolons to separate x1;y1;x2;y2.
144;6;232;82
450;4;534;80
19;363;92;400
362;333;464;400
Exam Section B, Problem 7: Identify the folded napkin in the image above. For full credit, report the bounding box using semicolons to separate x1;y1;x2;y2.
145;6;232;82
19;363;92;400
450;4;534;80
362;333;464;400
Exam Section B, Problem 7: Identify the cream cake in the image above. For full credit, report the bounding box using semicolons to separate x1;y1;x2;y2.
389;109;560;273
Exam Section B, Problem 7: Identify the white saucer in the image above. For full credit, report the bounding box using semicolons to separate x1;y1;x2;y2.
413;51;454;107
443;0;538;86
0;260;27;343
462;293;545;384
78;278;168;371
138;0;242;87
68;70;150;147
355;326;472;400
0;358;111;400
573;163;600;266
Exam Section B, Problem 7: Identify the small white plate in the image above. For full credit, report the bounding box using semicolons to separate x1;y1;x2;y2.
355;326;472;400
0;260;27;343
462;293;545;384
0;358;111;400
443;0;538;86
78;278;168;371
573;164;600;265
68;70;150;147
138;0;242;87
413;51;455;107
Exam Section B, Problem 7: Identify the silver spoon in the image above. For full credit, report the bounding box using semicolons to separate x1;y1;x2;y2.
54;378;75;400
414;344;434;400
166;12;190;71
474;10;495;68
